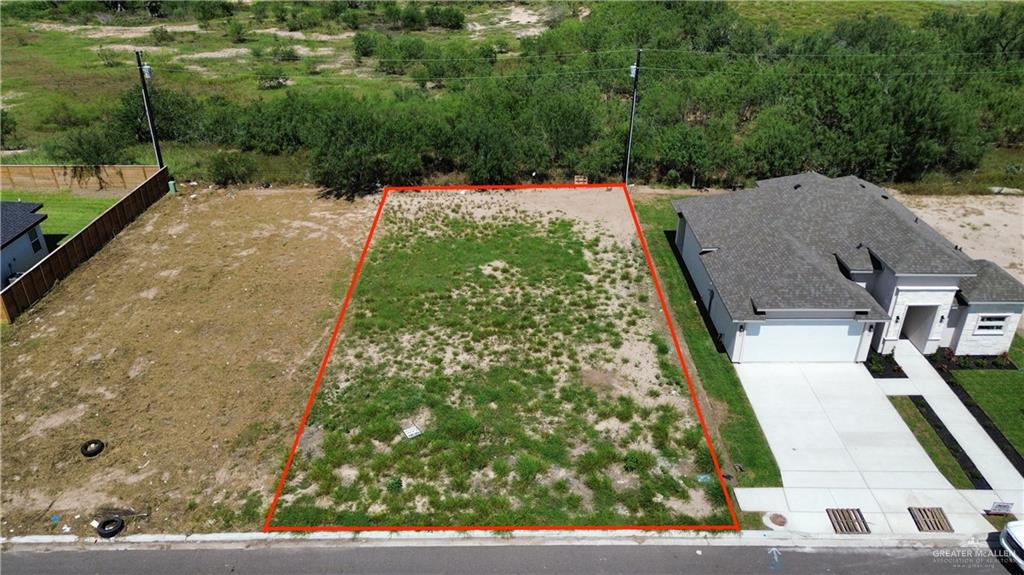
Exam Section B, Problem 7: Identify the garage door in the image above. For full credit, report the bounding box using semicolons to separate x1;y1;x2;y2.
738;320;864;362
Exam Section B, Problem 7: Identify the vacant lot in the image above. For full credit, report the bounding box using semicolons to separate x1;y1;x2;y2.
0;187;376;536
271;188;729;528
894;191;1024;284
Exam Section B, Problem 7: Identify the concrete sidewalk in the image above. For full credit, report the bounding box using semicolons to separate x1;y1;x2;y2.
733;361;998;535
879;341;1023;513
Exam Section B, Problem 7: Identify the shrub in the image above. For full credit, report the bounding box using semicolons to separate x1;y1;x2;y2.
95;48;121;67
287;11;321;32
225;19;248;43
426;5;465;29
385;477;403;493
1;109;18;150
352;31;376;61
400;3;426;30
150;26;174;45
270;45;299;62
45;124;132;165
207;150;256;186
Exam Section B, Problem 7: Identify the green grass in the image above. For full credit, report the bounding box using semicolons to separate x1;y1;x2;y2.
954;335;1024;455
889;396;974;489
274;196;731;527
633;196;782;488
892;147;1024;195
732;0;996;32
0;190;116;244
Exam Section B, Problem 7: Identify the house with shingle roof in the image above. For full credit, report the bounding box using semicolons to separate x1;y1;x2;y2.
672;173;1024;362
1;201;49;288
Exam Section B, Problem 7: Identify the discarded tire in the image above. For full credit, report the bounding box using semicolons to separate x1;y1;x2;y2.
96;517;125;539
80;439;105;458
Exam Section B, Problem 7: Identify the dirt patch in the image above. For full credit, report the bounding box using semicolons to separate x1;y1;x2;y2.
90;44;175;53
893;191;1024;283
31;22;203;39
468;5;548;39
176;47;250;60
254;28;353;42
0;187;375;536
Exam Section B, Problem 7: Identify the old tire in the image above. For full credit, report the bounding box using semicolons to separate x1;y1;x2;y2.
96;517;125;539
80;439;105;458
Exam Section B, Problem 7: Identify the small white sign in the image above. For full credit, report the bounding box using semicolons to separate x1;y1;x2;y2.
990;501;1014;514
402;425;421;439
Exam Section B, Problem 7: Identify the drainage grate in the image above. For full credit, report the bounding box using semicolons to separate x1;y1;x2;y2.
826;508;870;534
909;507;953;532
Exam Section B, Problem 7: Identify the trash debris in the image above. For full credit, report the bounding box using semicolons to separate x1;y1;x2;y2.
80;439;105;458
61;524;72;533
696;473;713;484
402;425;421;439
95;516;125;539
49;514;60;524
89;520;100;528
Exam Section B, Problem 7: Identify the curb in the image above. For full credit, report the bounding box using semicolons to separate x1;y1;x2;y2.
1;529;994;551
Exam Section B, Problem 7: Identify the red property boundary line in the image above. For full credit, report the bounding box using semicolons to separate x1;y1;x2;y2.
263;183;740;532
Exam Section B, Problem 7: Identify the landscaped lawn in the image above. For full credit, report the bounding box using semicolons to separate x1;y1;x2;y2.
889;396;974;489
633;195;782;488
0;190;116;245
954;335;1024;456
273;190;731;528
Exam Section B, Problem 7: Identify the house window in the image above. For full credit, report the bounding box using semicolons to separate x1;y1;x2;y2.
27;227;42;253
974;315;1009;335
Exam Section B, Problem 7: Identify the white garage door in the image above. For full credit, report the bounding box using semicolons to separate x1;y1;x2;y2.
738;320;864;362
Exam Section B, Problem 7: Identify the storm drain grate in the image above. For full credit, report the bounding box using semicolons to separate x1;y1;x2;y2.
826;508;870;534
909;507;953;532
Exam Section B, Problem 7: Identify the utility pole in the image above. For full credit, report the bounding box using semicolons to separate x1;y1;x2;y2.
623;48;642;188
135;50;164;168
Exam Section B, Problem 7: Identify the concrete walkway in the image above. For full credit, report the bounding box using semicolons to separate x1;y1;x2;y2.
733;361;998;535
880;341;1023;512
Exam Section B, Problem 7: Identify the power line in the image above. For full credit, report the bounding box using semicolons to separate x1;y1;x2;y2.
643;66;1023;77
642;47;1024;58
373;47;636;63
242;67;628;82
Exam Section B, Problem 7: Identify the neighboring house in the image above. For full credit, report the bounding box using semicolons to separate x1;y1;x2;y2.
672;173;1024;363
1;201;49;288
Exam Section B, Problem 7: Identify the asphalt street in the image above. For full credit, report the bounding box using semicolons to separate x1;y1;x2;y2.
3;543;1022;575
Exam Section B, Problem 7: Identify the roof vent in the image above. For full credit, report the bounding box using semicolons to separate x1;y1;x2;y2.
859;183;866;188
880;194;889;199
793;184;802;190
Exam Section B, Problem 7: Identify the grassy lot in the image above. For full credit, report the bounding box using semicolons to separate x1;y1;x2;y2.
732;0;996;31
0;190;116;244
954;335;1024;456
889;396;974;489
632;195;782;488
274;191;730;527
892;147;1024;196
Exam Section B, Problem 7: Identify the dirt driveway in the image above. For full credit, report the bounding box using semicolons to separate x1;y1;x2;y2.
0;187;376;536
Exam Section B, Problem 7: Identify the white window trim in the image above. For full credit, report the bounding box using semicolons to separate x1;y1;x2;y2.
972;314;1009;336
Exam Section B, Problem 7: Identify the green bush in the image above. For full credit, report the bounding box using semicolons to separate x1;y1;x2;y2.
352;32;377;61
207;151;256;186
1;109;18;150
426;5;465;29
622;449;657;474
45;124;132;165
225;19;247;43
150;26;174;45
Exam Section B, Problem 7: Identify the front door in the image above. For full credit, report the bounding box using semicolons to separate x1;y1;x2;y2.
900;305;937;353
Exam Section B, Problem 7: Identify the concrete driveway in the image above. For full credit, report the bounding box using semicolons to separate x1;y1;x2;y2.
732;362;995;534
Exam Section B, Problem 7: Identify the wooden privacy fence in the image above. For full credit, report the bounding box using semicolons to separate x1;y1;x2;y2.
1;167;170;323
1;165;161;196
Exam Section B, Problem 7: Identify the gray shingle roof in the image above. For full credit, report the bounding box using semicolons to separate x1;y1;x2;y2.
671;173;991;321
960;260;1024;304
1;201;47;249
